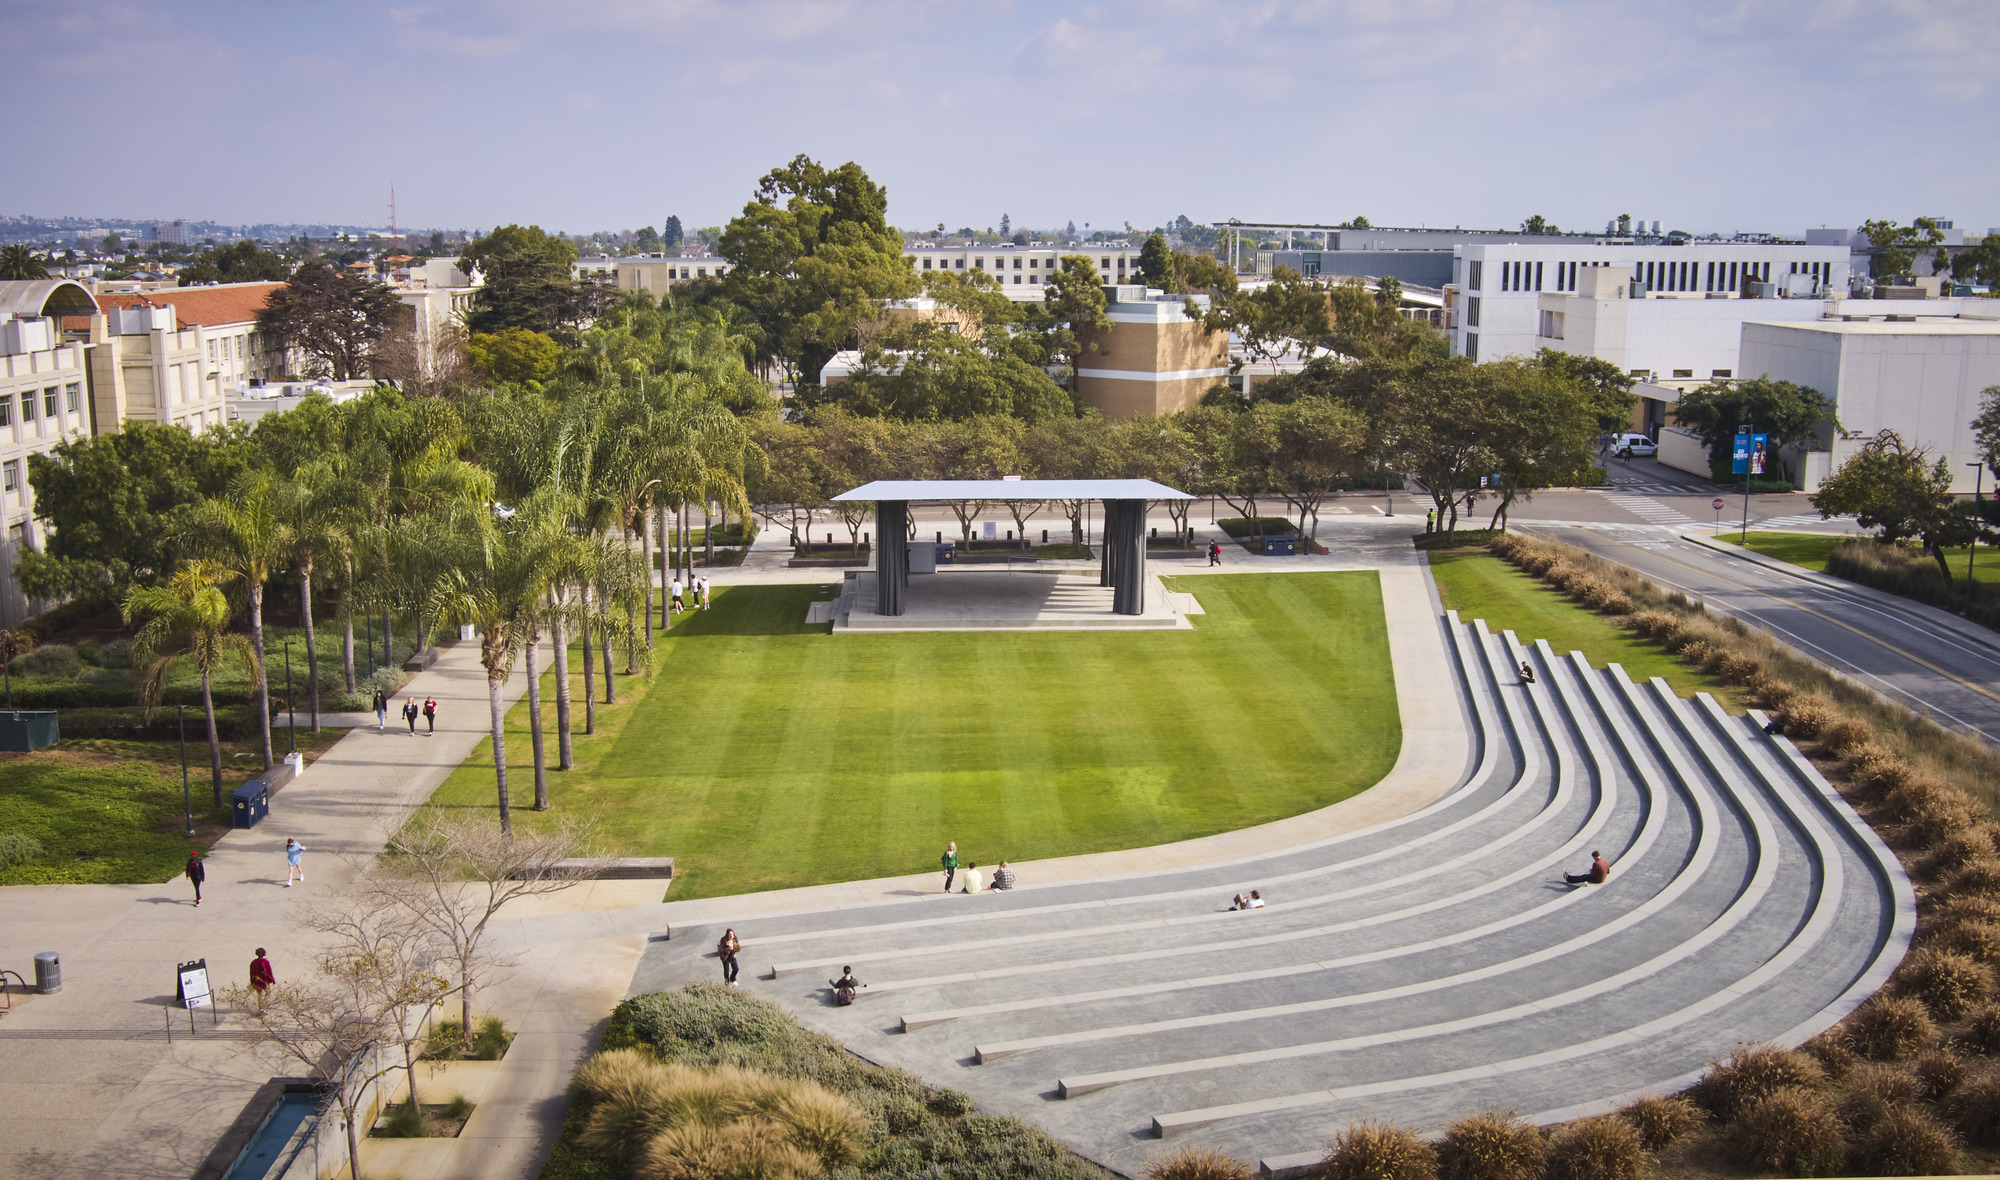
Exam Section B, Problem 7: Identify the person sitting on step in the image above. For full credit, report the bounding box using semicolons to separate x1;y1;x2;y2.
829;966;865;1006
1563;851;1611;887
1519;661;1537;685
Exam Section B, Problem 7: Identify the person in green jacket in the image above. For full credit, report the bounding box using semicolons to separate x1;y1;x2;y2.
940;841;958;893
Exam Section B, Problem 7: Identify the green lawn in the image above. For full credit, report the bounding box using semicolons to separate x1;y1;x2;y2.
1427;550;1748;708
1738;531;2000;580
424;573;1402;899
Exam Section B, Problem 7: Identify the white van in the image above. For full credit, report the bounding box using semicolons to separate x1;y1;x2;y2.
1608;433;1658;458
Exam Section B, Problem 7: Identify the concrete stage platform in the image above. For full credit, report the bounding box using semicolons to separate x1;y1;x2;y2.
829;569;1197;632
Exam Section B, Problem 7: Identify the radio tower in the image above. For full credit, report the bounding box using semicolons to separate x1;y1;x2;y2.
388;183;398;255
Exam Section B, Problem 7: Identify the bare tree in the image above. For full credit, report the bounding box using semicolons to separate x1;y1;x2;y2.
378;815;591;1037
225;896;449;1180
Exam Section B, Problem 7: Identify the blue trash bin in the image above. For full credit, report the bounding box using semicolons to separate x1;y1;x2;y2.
231;780;270;829
1262;534;1298;556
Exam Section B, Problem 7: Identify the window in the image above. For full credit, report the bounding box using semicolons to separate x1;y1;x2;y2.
43;388;57;418
1712;369;1732;379
1539;310;1564;340
1673;369;1693;379
973;258;983;268
1028;258;1037;268
1102;257;1111;269
1466;297;1481;327
955;259;964;269
1468;260;1483;291
1013;275;1022;284
1013;257;1022;269
1465;333;1478;362
697;268;707;277
0;395;11;427
1117;257;1126;268
1534;261;1543;292
19;392;33;422
65;384;78;413
3;461;16;493
922;258;932;269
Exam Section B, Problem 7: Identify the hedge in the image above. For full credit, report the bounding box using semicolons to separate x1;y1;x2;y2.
56;705;273;741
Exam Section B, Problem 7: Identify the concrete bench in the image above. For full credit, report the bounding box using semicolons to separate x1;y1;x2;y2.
510;857;674;880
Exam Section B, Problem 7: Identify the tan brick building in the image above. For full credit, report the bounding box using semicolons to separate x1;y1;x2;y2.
1071;289;1228;418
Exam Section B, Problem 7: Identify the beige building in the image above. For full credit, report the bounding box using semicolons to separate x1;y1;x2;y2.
904;243;1141;292
580;254;736;294
1072;288;1228;418
0;281;100;625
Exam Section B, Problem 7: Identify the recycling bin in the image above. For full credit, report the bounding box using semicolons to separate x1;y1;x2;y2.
1262;534;1298;556
231;780;270;829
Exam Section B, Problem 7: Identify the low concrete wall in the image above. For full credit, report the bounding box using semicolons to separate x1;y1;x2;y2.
1657;426;1711;480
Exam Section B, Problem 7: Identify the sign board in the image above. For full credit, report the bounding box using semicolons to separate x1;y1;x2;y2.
177;959;211;1010
1749;434;1769;476
1712;498;1726;511
1732;433;1750;475
1733;433;1771;476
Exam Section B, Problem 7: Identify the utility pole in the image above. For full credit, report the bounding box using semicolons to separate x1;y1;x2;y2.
1969;462;1985;613
1738;422;1753;543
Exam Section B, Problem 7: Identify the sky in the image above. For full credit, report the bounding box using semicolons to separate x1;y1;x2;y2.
5;0;1996;239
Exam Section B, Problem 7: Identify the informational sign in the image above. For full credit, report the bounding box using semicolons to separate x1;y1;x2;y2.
177;959;211;1010
1732;433;1750;474
1733;433;1770;476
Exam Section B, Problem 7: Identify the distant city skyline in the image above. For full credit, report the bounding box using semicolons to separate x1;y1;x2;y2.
3;1;1994;239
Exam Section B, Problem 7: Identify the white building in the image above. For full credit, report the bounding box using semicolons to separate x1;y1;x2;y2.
903;243;1141;294
574;254;736;294
1451;241;1852;366
1735;313;2000;493
0;282;100;626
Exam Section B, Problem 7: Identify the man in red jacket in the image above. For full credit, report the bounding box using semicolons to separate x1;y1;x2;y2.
1563;851;1611;887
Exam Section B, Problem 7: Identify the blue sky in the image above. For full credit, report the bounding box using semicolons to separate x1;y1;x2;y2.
5;0;1995;238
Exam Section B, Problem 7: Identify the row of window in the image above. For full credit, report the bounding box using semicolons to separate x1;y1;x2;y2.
0;383;80;428
912;256;1131;273
1471;257;1825;294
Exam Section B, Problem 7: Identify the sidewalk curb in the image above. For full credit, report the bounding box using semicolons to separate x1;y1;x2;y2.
1679;531;2000;661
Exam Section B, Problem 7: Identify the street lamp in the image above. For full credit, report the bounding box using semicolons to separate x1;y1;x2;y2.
283;639;296;755
177;704;193;838
1968;461;1985;613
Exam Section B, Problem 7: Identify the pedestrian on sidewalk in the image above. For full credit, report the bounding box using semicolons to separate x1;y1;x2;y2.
961;862;984;894
372;689;388;730
284;838;306;886
1426;509;1435;534
670;577;685;612
940;841;958;893
1208;541;1222;566
185;849;205;907
717;928;741;986
249;949;275;1008
991;860;1016;890
422;697;437;734
402;698;419;733
1563;851;1611;887
697;574;710;609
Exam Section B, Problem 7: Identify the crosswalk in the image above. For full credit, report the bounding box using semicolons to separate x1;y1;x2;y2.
1751;511;1851;531
1595;490;1696;528
1605;482;1715;496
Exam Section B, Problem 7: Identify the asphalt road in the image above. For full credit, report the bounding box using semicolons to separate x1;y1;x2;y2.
1517;521;2000;747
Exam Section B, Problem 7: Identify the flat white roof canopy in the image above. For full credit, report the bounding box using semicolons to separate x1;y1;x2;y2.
834;479;1191;502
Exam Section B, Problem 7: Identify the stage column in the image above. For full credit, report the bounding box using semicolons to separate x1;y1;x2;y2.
876;500;908;616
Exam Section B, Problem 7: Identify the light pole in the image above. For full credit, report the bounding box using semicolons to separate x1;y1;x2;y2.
1968;461;1985;613
177;704;192;838
1738;421;1754;543
284;639;296;755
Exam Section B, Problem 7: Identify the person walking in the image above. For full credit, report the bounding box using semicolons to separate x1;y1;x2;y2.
961;862;984;894
991;860;1016;891
422;697;437;734
249;948;275;1008
402;698;419;734
697;575;710;610
1564;850;1612;887
670;577;684;613
185;849;205;907
1208;541;1222;566
284;838;306;886
372;689;388;730
940;841;958;893
717;928;742;986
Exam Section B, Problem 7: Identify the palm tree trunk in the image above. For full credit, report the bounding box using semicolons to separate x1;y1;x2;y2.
657;501;669;630
488;668;511;836
624;598;637;674
601;592;616;704
341;613;356;694
383;608;394;675
551;600;573;770
580;582;596;736
640;510;655;642
202;669;224;808
526;625;547;810
249;585;273;770
299;561;320;731
704;503;714;566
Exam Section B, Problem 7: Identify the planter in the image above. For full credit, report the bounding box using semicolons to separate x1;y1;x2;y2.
0;711;58;751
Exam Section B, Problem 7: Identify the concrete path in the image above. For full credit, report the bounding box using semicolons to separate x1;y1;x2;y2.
626;612;1909;1177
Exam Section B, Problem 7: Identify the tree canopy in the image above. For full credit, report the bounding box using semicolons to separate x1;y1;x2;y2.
178;241;288;286
1671;376;1836;479
256;260;402;380
1811;430;1968;580
460;224;608;336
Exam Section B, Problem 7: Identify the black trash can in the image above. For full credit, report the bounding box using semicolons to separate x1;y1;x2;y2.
33;951;59;994
231;780;270;829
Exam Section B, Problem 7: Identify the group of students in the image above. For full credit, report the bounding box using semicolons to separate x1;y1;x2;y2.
940;841;1016;893
711;929;867;1006
669;575;711;613
371;691;438;734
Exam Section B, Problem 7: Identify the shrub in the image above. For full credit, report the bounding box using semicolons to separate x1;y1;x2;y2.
1845;744;1911;797
1617;1093;1702;1151
1913;1050;1966;1101
1716;652;1762;684
14;644;81;679
1903;799;1983;848
1821;717;1875;757
1142;1146;1256;1180
929;1088;973;1117
1841;1063;1921;1132
1929;921;2000;964
1848;1104;1962;1176
1936;895;2000;927
767;1082;869;1169
1956;1074;2000;1144
473;1015;510;1059
1728;1087;1845;1176
446;1094;473;1121
378;1102;427;1138
1923;832;1999;880
884;1097;924;1133
1963;1005;2000;1054
1690;1043;1828;1119
1521;552;1558;577
0;832;43;869
1629;610;1679;641
1678;640;1716;670
1751;673;1798;708
1543;1118;1644;1180
98;637;134;668
1848;995;1939;1060
1778;694;1838;740
1435;1109;1543;1180
1949;859;2000;899
1321;1121;1438;1180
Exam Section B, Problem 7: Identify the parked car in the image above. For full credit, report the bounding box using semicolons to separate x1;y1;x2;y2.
1608;433;1658;458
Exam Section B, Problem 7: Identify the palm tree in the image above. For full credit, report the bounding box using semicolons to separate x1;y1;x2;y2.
0;246;47;281
186;473;287;770
278;463;352;730
125;561;260;807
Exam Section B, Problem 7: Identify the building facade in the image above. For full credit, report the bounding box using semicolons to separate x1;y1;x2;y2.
0;281;102;626
902;244;1141;292
1071;288;1227;418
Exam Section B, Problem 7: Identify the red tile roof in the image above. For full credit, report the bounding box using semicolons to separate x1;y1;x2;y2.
95;282;284;328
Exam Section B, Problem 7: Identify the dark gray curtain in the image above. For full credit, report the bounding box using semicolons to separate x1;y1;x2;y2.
875;500;908;616
1107;499;1146;615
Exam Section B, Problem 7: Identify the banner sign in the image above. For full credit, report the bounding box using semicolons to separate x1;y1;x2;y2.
1733;433;1770;476
177;959;211;1010
1749;434;1769;476
1732;433;1750;475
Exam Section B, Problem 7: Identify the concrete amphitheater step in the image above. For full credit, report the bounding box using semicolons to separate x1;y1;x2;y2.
620;611;1910;1176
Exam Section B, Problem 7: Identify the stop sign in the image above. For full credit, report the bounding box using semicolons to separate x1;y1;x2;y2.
1712;498;1726;511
